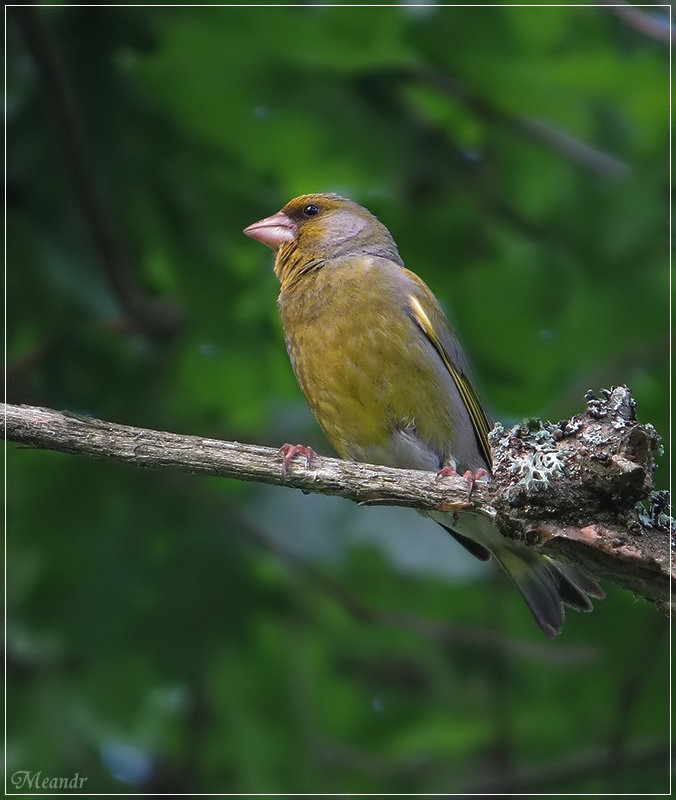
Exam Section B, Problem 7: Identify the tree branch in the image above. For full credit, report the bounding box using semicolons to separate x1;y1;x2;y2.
3;387;672;613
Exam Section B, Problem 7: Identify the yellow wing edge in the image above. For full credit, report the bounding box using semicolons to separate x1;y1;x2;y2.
409;296;492;468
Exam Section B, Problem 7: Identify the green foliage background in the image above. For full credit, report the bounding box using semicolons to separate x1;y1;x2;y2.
6;4;670;795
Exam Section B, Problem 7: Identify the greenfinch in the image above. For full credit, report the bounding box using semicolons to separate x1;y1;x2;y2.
244;193;603;637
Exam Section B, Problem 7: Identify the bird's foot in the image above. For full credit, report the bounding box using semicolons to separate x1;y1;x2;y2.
278;443;315;478
436;466;490;502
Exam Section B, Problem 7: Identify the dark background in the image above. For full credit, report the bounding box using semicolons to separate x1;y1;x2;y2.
6;4;670;794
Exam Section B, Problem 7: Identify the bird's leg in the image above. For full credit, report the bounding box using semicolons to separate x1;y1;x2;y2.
436;466;490;501
278;443;316;478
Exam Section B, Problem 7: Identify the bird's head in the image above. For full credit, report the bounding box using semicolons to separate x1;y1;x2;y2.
244;193;402;285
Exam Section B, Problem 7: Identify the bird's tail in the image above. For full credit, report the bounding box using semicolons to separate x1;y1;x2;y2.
429;511;605;637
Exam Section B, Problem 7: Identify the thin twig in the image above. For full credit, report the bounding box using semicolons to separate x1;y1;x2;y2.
182;478;597;662
12;6;180;342
398;67;631;179
604;0;673;45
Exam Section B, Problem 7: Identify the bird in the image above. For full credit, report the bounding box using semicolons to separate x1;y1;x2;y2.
244;193;604;637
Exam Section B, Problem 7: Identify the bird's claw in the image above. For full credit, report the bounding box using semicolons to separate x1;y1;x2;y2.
435;466;459;481
436;466;490;502
278;443;315;478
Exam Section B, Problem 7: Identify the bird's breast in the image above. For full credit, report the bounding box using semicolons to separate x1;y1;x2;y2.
277;259;454;470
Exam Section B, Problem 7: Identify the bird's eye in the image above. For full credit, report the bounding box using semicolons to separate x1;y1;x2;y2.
303;204;320;217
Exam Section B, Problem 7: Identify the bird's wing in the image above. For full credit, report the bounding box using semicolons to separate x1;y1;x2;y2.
405;272;493;469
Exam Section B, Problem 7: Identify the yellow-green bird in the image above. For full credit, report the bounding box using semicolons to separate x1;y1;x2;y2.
244;193;603;637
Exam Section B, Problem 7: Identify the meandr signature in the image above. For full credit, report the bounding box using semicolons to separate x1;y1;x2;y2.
10;770;88;791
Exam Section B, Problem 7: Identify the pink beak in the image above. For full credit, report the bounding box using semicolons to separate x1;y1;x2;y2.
243;211;297;251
